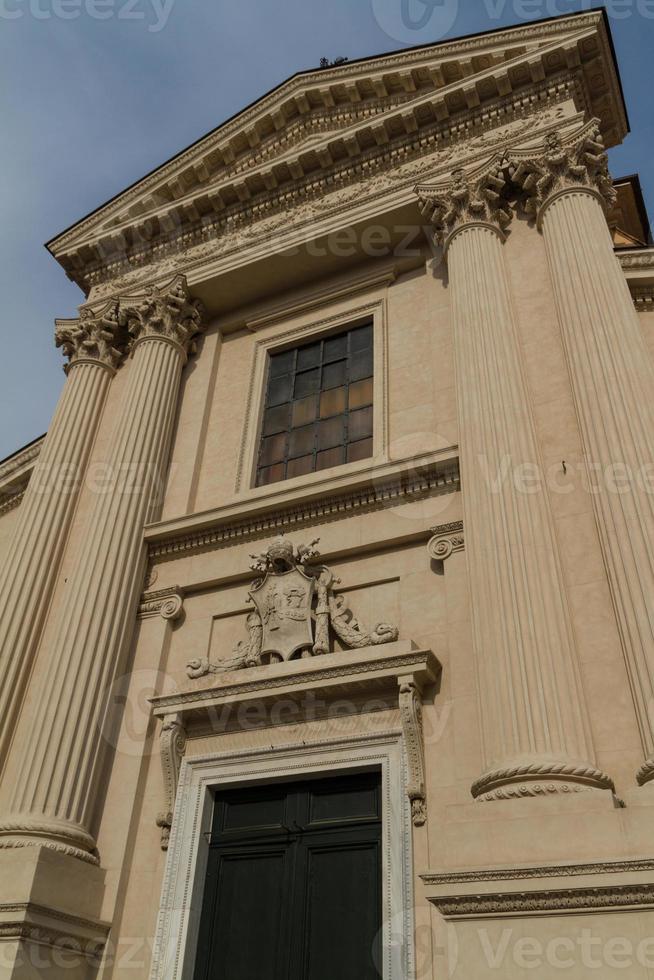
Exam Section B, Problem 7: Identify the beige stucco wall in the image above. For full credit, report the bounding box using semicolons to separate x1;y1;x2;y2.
51;226;649;979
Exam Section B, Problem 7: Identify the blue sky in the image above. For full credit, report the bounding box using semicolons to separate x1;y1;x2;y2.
1;0;652;460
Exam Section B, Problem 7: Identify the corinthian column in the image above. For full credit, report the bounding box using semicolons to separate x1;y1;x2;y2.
0;275;204;862
0;303;127;772
417;168;613;801
513;121;654;786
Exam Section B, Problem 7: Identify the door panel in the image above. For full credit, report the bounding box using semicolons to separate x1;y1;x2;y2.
302;842;381;980
194;773;382;980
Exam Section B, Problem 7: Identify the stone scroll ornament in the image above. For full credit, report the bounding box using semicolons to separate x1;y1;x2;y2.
187;536;399;679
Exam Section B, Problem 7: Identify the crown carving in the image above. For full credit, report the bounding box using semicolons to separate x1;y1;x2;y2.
54;300;129;373
118;274;205;355
416;167;512;248
510;121;616;219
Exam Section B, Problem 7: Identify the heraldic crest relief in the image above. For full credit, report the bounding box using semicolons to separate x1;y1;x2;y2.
187;535;399;679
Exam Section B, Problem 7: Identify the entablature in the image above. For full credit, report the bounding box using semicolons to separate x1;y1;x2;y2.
46;11;626;307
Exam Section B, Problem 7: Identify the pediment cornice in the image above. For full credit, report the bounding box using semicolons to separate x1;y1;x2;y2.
47;11;626;297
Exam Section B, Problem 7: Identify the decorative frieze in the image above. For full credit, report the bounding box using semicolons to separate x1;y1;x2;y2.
146;458;460;561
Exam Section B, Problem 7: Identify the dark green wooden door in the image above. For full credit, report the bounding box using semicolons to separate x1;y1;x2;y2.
194;773;382;980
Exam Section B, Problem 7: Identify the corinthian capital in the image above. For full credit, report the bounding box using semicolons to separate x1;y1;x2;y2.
510;121;616;221
416;167;512;250
119;274;205;356
55;300;127;373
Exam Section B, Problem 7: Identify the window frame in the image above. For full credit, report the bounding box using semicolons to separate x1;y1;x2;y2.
235;302;388;494
256;321;375;489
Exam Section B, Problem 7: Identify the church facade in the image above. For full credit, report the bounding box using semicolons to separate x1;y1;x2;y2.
1;9;654;978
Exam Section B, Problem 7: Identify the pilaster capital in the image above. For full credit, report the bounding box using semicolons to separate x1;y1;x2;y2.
54;300;128;373
510;120;616;225
416;167;512;252
118;274;205;357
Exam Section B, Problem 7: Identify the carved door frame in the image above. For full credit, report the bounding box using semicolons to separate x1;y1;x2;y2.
149;730;415;980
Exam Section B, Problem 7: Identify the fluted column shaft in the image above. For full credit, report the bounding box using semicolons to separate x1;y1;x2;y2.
0;276;203;861
417;165;612;800
448;222;610;799
0;304;126;774
541;186;654;785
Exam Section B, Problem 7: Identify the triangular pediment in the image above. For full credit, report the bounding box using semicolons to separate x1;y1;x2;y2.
48;10;627;296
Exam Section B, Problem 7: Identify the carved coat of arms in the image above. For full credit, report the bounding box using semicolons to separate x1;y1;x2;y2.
187;535;399;679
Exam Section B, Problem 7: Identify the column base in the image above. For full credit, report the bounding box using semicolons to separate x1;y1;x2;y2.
471;757;615;802
0;816;98;865
0;846;109;979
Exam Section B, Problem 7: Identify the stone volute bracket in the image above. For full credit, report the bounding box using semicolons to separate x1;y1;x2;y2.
156;713;187;850
428;521;464;564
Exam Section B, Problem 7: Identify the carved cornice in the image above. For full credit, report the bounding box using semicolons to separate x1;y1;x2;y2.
423;859;654;918
423;858;654;886
0;903;109;958
510;118;616;222
119;274;205;357
46;12;626;296
428;884;654;918
145;457;460;561
0;438;43;486
416;166;512;249
54;300;129;373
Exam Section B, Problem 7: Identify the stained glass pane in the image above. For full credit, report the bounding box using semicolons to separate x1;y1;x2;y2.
287;455;314;479
269;350;294;378
322;360;346;390
318;416;345;451
289;424;315;458
294;368;321;399
349;406;373;442
292;395;318;429
320;387;346;418
257;462;286;486
347;438;373;463
297;342;321;371
267;375;292;407
260;433;287;466
350;324;373;351
263;403;291;436
350;349;374;382
317;447;345;471
324;334;347;362
348;378;373;410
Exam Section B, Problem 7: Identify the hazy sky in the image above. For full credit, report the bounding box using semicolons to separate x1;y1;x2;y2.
1;0;652;460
